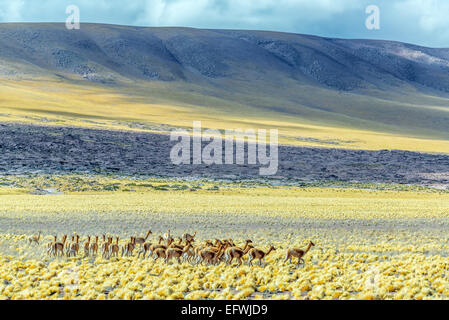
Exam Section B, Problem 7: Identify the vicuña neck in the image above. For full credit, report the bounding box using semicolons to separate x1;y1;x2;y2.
304;243;312;255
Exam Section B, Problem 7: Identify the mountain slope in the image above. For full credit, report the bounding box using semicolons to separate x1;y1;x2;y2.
1;23;449;151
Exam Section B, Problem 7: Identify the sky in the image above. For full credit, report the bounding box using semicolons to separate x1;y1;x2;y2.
0;0;448;48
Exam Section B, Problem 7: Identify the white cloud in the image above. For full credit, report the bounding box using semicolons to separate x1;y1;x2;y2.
0;0;25;21
135;0;167;26
131;0;362;28
393;0;449;32
388;0;449;46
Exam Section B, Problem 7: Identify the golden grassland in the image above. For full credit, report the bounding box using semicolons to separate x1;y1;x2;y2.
2;232;449;300
2;79;449;153
0;175;449;299
2;188;449;220
1;174;449;220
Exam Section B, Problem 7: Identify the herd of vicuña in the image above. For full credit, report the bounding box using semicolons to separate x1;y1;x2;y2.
37;229;314;267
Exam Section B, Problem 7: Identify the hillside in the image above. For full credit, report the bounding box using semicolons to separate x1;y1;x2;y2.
1;23;449;152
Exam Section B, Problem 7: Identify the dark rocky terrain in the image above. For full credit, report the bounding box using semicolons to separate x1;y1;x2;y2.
1;123;448;187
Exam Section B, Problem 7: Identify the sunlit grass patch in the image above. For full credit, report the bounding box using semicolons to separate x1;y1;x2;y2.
2;79;449;153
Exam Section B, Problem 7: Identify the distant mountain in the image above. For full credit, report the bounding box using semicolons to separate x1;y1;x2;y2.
1;23;449;90
1;23;449;141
